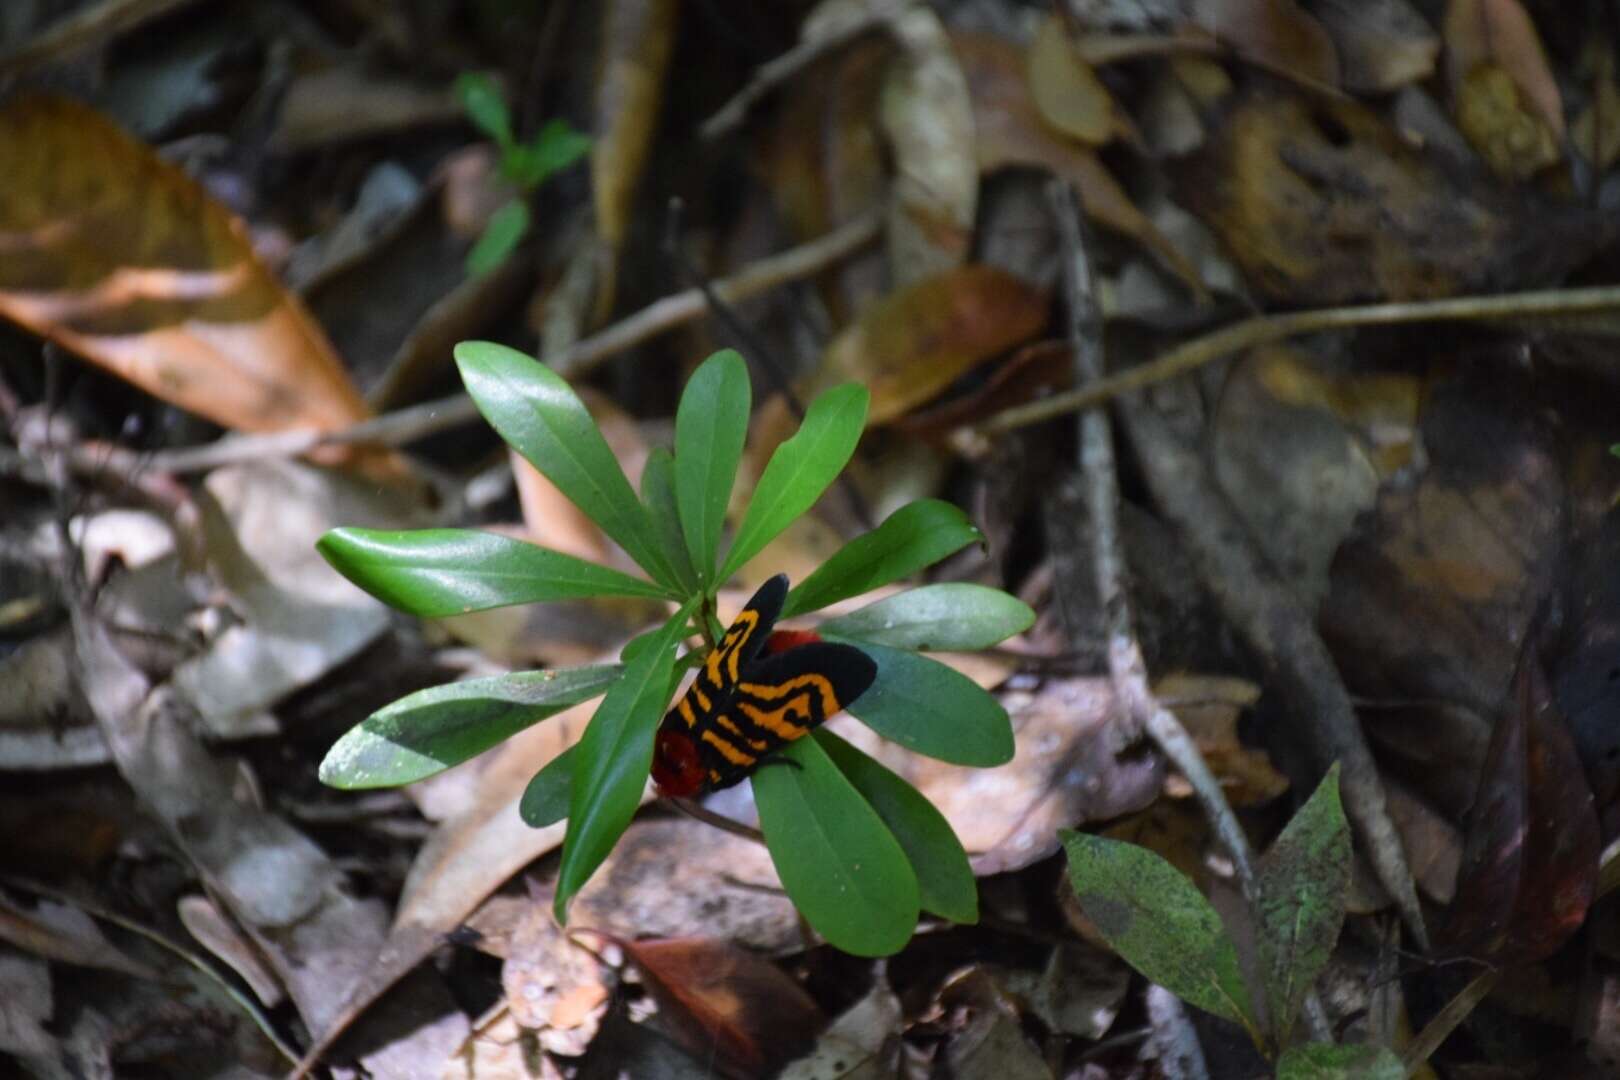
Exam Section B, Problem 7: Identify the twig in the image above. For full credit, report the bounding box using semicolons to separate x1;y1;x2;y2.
699;1;911;140
669;797;766;845
973;283;1620;438
1048;182;1332;1044
0;875;301;1065
1109;366;1430;947
132;212;882;475
1400;970;1499;1075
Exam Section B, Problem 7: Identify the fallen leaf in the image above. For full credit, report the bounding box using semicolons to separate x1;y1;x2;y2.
1155;673;1289;808
1454;62;1561;178
502;914;608;1055
1190;0;1341;89
780;975;902;1079
1443;0;1564;139
1176;89;1602;303
880;3;978;281
622;937;823;1077
593;0;678;314
952;31;1205;297
816;265;1048;425
0;96;370;437
1027;15;1135;146
1312;0;1440;92
1572;47;1620;171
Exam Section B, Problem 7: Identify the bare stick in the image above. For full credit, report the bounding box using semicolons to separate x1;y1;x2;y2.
669;797;767;845
699;1;911;140
1048;180;1283;953
1400;970;1499;1075
135;212;882;475
1110;371;1430;947
974;284;1620;438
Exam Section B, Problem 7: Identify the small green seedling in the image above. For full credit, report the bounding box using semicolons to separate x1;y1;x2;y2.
454;73;591;276
317;345;1032;956
1064;766;1401;1076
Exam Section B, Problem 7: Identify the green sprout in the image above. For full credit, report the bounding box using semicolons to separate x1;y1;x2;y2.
453;73;591;276
316;346;1031;956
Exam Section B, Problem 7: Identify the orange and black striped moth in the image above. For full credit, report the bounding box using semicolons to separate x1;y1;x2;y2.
650;574;876;797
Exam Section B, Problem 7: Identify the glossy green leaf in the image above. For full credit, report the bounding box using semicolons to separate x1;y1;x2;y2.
466;198;529;277
1276;1043;1402;1080
674;349;750;585
1256;764;1350;1042
319;665;619;789
520;745;577;828
821;584;1034;651
317;527;667;616
717;383;868;583
816;730;977;924
455;341;679;591
782;500;982;617
1061;831;1257;1032
555;599;696;922
640;448;699;594
454;72;512;147
753;734;919;956
506;118;592;188
825;640;1013;766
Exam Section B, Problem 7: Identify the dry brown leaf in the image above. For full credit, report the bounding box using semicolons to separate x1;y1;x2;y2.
1443;0;1564;139
502;914;608;1054
1175;90;1597;303
0;96;370;437
592;0;678;316
817;265;1048;425
880;3;978;282
1312;0;1439;93
623;937;823;1076
1454;62;1561;178
1027;15;1134;146
953;31;1205;297
1572;48;1620;171
1191;0;1341;89
1154;672;1288;808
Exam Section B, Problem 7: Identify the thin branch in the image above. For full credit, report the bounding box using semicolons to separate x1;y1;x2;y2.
669;797;766;845
973;284;1620;438
132;212;882;476
1400;970;1500;1075
699;1;912;140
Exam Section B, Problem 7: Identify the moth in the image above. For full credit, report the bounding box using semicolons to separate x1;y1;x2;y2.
650;574;876;797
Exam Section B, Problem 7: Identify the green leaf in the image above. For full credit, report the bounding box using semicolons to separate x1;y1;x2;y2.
1255;764;1350;1042
821;584;1034;651
455;341;680;591
782;500;982;617
640;447;699;594
674;349;750;585
520;745;577;828
317;527;667;616
465;199;529;277
753;734;919;956
1276;1043;1402;1080
816;730;977;924
717;383;868;583
824;641;1013;766
555;599;696;922
319;665;620;789
506;118;592;188
1061;831;1257;1032
454;72;513;147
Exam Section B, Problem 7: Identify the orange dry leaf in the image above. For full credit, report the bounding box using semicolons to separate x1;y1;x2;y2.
0;95;369;435
817;265;1048;425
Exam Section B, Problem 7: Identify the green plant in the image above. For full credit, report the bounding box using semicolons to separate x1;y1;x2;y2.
454;73;591;276
1063;766;1401;1077
317;345;1031;956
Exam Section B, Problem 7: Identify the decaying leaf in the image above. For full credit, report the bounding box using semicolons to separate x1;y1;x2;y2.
1177;90;1603;303
1443;0;1564;140
953;31;1204;296
0;96;370;436
1190;0;1341;89
816;265;1048;425
1313;0;1440;93
1027;15;1134;146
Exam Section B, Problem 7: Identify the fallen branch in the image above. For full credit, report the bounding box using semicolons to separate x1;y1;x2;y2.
974;283;1620;438
138;211;882;475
